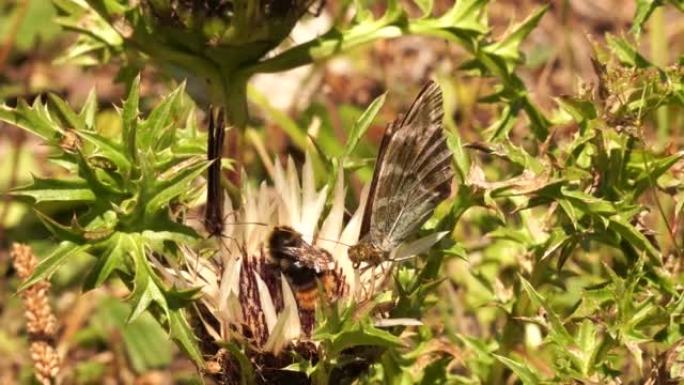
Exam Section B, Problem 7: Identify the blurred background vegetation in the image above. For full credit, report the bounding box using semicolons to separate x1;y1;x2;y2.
1;0;684;384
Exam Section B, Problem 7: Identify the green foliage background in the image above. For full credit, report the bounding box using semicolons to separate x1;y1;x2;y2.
1;0;684;384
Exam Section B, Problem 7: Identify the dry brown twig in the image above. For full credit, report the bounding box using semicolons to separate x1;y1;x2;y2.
10;243;60;385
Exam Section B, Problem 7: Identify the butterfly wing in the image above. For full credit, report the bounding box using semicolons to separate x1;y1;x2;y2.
363;81;454;251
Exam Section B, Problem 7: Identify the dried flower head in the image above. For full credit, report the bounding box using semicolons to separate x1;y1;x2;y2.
11;243;60;385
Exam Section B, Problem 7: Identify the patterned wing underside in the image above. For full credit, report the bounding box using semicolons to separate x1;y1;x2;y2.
364;81;454;251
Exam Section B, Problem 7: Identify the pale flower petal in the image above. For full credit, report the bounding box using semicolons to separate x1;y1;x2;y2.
318;169;345;250
335;184;370;295
255;272;278;334
263;275;302;354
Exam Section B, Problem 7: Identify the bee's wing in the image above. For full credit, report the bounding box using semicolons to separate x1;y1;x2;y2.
363;81;454;250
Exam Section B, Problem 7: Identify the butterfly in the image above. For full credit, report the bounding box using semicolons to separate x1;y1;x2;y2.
205;107;225;237
268;226;345;311
348;81;454;267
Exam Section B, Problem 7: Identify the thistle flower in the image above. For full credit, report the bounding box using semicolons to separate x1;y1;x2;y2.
163;153;439;383
142;0;316;50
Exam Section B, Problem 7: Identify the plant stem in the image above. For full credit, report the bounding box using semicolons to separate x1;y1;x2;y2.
648;7;669;146
221;73;249;187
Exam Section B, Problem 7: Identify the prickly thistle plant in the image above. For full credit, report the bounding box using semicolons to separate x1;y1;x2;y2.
1;78;208;363
5;1;684;384
0;77;454;384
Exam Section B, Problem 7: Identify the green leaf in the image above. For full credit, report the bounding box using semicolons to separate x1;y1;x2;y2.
127;235;168;323
248;85;309;150
12;176;96;203
608;215;661;264
144;157;209;218
606;34;653;68
519;276;575;346
83;232;128;290
48;92;86;132
141;226;199;250
34;210;87;244
79;88;99;129
0;98;63;141
631;0;660;35
445;129;469;184
484;104;518;141
560;188;617;216
223;342;255;383
137;85;184;152
168;308;204;367
555;96;598;122
492;355;540;385
521;97;550;141
343;92;386;159
77;131;132;174
18;242;91;291
574;319;602;375
442;0;489;34
322;322;404;357
633;150;684;197
482;5;548;72
122;311;175;372
123;75;140;160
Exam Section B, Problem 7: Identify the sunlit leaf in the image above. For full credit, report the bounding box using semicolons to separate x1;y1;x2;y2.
343;92;386;159
12;176;96;203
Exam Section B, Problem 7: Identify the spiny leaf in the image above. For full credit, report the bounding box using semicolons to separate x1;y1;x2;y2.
144;157;209;218
519;276;575;346
168;308;204;367
76;130;132;174
18;242;91;291
83;232;128;290
560;188;617;216
127;235;169;323
608;216;661;264
484;103;519;141
482;5;548;72
631;0;661;36
606;34;653;68
492;355;541;385
122;310;174;372
325;323;404;356
442;0;489;34
556;96;598;122
79;88;98;129
343;92;386;159
34;210;87;244
48;92;86;132
137;85;184;152
0;98;63;141
123;75;141;160
12;176;96;203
